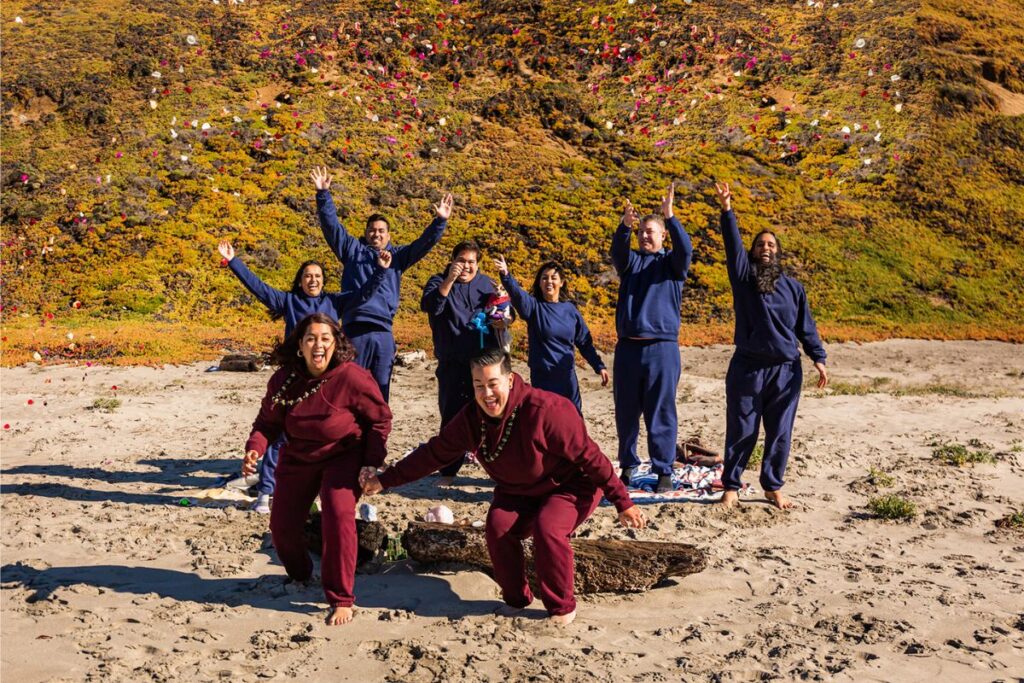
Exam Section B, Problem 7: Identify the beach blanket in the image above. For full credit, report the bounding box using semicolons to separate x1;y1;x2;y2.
605;463;756;504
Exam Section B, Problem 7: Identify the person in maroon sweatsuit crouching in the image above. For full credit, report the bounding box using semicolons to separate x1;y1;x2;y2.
243;312;392;626
360;347;646;625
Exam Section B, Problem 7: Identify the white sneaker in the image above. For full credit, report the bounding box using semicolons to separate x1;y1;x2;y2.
252;494;271;514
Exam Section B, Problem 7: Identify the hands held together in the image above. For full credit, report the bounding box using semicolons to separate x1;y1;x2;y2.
359;466;383;495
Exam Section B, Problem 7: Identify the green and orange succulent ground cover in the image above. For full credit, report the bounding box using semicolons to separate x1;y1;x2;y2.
2;0;1022;366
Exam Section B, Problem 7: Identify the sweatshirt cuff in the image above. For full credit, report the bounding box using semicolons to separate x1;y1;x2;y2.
244;434;268;457
377;467;402;490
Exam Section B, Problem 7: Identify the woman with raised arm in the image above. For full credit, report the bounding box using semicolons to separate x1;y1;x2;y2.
243;312;392;626
218;241;387;513
494;257;608;414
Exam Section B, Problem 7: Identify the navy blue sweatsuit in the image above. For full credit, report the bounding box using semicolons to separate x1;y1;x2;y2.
610;216;693;476
317;189;447;401
719;209;826;492
500;272;605;413
226;257;383;495
421;270;498;477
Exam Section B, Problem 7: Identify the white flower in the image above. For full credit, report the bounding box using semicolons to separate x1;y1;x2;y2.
890;74;901;82
149;100;158;109
855;38;866;49
186;35;198;45
605;121;614;129
894;102;903;113
152;71;162;79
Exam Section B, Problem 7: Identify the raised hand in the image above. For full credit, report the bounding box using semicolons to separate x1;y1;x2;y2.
493;255;509;277
218;240;235;261
814;362;829;389
445;261;465;284
661;183;675;219
241;450;259;477
618;505;647;529
433;192;454;220
715;182;732;212
310;166;332;190
377;249;393;269
622;199;639;228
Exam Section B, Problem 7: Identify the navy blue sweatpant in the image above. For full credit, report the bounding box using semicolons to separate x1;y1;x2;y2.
722;355;802;492
346;323;396;403
258;434;285;496
532;370;583;415
613;339;680;476
436;359;474;477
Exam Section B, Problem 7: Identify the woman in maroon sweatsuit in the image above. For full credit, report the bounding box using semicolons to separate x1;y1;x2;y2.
243;312;392;625
362;348;645;624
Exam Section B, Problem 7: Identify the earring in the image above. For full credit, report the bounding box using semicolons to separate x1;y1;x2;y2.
296;350;303;357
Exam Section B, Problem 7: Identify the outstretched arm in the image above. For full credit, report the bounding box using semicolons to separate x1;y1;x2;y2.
368;409;478;491
392;193;453;272
662;183;693;278
496;257;537;321
716;182;751;282
610;199;639;275
313;167;358;263
220;241;289;314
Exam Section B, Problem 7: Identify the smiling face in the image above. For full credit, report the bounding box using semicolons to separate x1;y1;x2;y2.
453;248;479;283
300;322;337;377
300;264;324;297
472;361;512;418
364;219;391;250
637;218;666;254
539;267;563;303
752;232;779;264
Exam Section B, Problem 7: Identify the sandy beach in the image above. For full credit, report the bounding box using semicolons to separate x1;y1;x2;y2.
2;339;1023;681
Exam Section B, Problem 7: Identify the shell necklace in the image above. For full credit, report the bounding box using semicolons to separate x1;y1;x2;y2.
270;370;328;407
477;406;520;464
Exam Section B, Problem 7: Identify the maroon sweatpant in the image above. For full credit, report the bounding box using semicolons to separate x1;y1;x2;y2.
269;453;361;607
485;478;601;616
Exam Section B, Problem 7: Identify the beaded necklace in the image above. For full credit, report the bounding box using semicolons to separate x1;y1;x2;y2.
477;406;520;463
270;369;329;407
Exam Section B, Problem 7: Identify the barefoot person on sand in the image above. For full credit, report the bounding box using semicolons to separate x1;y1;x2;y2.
242;312;392;625
611;184;693;493
360;347;646;625
714;183;828;510
493;257;609;414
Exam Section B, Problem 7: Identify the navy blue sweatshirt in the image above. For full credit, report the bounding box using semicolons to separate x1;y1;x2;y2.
421;272;497;362
316;189;447;331
228;257;384;337
500;272;605;378
610;216;693;340
720;210;827;364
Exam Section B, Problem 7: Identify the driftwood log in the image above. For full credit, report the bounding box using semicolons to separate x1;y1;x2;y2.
401;521;706;593
218;353;261;372
304;515;386;567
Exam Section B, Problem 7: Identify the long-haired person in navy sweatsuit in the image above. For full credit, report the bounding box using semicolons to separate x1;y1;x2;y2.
714;182;828;509
611;184;693;494
243;313;392;626
494;257;608;413
219;241;386;513
313;166;452;402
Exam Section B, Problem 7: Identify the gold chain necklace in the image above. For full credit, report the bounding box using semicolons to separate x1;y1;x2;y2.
270;370;328;407
478;406;520;463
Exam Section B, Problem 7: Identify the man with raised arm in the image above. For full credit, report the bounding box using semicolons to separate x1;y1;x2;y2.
313;166;453;401
611;184;693;494
714;182;828;510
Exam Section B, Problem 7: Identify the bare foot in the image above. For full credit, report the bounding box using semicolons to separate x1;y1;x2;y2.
326;606;354;625
493;603;526;617
436;476;455;487
765;490;794;509
549;610;576;625
720;490;739;509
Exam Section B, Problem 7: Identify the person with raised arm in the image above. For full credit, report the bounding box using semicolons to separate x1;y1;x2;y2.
360;347;645;625
243;312;392;626
713;182;828;510
420;240;499;484
313;166;452;401
610;184;693;494
494;257;608;414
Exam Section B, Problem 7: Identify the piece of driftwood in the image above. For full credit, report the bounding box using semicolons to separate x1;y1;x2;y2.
304;515;386;567
401;521;706;593
218;353;261;372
